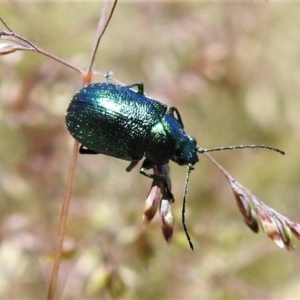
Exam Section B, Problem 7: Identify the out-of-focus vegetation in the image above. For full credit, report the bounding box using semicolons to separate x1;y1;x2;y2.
1;2;300;299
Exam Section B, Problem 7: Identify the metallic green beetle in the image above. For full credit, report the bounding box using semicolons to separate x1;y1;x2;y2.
65;82;199;185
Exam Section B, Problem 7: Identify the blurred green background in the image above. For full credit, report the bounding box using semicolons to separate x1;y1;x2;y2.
1;1;300;299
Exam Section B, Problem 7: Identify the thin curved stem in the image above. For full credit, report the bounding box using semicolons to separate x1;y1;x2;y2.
47;141;79;300
0;15;13;31
87;0;118;75
1;27;83;74
46;1;118;299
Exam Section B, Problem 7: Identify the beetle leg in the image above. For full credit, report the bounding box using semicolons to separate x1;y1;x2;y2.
125;82;144;95
79;145;99;154
140;167;168;184
126;160;139;172
166;107;184;129
140;160;173;198
140;159;164;182
142;169;174;200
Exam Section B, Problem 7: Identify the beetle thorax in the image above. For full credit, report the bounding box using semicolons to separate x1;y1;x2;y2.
145;115;198;166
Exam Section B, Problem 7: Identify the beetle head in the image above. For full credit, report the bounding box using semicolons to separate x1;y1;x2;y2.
171;135;199;166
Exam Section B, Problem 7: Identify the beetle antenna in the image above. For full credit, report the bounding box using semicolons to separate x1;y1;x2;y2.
197;145;285;155
182;164;194;250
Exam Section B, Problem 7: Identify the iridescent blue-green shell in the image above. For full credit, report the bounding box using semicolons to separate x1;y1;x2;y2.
65;83;167;161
